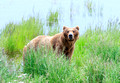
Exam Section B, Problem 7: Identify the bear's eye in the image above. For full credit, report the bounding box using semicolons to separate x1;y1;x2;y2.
67;31;69;33
73;31;75;33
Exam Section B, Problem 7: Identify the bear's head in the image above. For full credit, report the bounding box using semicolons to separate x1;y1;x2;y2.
63;26;79;41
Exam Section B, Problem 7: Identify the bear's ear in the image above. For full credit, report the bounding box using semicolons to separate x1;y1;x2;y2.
75;26;79;30
63;26;67;31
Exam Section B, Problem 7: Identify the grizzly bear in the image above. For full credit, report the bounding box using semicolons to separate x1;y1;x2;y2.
23;26;79;61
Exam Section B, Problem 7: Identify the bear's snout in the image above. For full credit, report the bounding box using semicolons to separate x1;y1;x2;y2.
69;34;73;40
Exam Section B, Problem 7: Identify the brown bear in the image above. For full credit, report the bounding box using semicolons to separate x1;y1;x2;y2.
23;26;79;61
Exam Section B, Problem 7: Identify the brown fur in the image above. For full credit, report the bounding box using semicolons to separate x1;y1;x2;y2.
23;26;79;62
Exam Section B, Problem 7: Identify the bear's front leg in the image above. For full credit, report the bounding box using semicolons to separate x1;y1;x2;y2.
66;46;74;59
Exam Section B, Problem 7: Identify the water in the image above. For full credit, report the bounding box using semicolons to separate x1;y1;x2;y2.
0;0;120;34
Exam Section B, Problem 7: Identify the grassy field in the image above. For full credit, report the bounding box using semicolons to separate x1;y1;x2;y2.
0;12;120;83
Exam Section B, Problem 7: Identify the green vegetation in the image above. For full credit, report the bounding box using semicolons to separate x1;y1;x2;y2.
47;11;59;27
84;0;103;16
23;48;82;83
0;17;44;56
0;11;120;83
73;26;120;83
47;11;60;36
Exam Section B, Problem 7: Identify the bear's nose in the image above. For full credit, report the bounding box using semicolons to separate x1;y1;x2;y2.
69;34;73;40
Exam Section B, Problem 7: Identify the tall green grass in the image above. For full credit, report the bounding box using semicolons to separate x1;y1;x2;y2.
47;11;59;27
0;50;17;83
23;48;82;83
0;11;60;56
0;14;120;82
22;22;119;83
73;24;120;82
0;17;44;56
47;11;60;36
